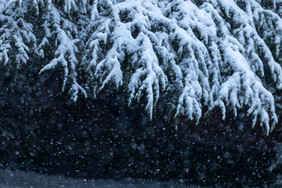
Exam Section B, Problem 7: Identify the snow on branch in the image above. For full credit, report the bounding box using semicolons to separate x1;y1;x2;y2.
51;0;282;132
1;0;281;133
203;0;281;133
128;32;167;119
84;0;168;119
0;4;36;67
39;6;86;101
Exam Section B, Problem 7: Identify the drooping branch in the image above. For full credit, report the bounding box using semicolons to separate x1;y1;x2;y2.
0;0;281;134
38;5;86;101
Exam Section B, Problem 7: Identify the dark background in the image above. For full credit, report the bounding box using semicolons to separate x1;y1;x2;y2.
0;63;281;186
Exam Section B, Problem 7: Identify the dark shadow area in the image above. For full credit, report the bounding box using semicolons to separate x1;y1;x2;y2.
0;64;281;187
